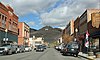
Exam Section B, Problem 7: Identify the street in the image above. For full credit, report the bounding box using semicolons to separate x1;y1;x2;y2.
0;48;87;60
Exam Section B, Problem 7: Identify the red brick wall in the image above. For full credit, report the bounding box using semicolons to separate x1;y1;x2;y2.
18;37;24;45
0;2;18;35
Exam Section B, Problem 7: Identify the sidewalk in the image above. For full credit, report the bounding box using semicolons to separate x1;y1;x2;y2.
78;52;100;60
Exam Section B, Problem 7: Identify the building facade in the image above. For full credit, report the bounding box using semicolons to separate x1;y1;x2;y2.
74;17;80;38
79;9;100;35
62;9;100;53
79;9;100;53
65;20;74;35
0;2;18;46
18;22;30;46
62;20;74;43
88;12;100;52
33;37;44;48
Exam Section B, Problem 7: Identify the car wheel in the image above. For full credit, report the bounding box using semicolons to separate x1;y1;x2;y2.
8;50;12;55
71;54;74;56
3;52;7;55
15;51;17;54
62;53;66;56
75;53;78;57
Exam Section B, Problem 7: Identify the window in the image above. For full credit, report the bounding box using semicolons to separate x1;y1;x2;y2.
5;17;7;21
1;15;6;28
2;15;4;20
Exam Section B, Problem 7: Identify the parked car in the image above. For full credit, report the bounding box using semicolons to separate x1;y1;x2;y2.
55;43;64;51
42;45;47;49
0;44;17;55
12;44;18;54
62;42;79;57
25;46;32;52
36;45;44;52
60;44;67;53
17;45;25;53
55;45;58;49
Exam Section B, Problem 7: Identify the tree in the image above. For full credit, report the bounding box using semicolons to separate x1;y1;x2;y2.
62;33;74;43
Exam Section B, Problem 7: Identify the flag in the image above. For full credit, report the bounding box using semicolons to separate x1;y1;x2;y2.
85;31;89;47
85;41;89;47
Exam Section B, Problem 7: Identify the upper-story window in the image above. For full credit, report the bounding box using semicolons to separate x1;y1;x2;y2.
2;15;4;20
5;17;7;21
18;29;19;35
2;15;6;28
9;19;12;30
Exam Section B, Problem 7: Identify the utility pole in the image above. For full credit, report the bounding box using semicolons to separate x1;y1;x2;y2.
5;29;8;44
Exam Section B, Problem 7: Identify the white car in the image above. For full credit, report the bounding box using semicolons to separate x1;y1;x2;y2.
25;46;32;52
0;44;17;55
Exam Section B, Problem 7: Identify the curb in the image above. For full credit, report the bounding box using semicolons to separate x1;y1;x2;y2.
79;55;96;60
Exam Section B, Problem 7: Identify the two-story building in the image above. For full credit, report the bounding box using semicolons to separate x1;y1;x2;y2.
62;20;74;43
18;22;30;46
79;9;100;53
0;2;18;46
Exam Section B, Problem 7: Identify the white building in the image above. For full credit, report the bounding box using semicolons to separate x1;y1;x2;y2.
57;37;63;43
29;36;44;48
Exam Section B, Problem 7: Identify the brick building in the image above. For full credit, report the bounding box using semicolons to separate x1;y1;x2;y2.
0;2;18;46
62;20;74;43
79;9;100;35
74;17;80;38
79;9;100;53
62;9;100;53
88;12;100;52
18;22;30;46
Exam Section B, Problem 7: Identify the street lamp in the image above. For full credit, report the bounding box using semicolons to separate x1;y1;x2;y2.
75;28;78;39
5;29;8;44
75;28;78;33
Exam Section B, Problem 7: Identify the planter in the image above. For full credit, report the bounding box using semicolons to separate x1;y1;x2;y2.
96;52;100;58
88;52;94;56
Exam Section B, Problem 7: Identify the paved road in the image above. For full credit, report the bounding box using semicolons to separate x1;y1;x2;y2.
0;48;87;60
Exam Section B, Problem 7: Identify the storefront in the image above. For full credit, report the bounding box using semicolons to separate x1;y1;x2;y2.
88;12;100;53
89;31;100;53
0;30;18;46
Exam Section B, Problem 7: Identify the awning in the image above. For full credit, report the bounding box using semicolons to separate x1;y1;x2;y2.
90;31;100;38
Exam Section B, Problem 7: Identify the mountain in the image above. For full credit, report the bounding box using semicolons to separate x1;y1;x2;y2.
30;28;37;37
30;26;62;43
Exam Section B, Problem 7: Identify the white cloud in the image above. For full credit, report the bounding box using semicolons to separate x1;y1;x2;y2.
40;0;99;27
1;0;99;28
27;21;35;26
1;0;58;16
40;6;68;26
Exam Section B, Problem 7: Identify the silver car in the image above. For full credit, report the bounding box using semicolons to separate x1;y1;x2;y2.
0;44;18;55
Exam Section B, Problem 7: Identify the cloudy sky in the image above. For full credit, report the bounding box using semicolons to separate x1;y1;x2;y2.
0;0;99;30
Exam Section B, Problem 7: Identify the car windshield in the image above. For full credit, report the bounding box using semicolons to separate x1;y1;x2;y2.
37;45;43;48
67;43;79;48
71;44;79;48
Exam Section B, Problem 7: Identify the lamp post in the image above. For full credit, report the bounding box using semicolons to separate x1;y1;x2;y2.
5;29;8;44
75;28;78;40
